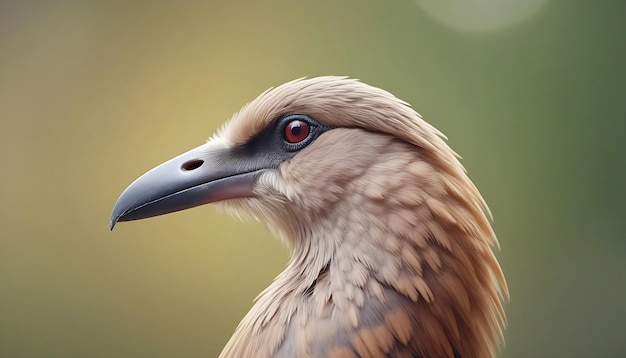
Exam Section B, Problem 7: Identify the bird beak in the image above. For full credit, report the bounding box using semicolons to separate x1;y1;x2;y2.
110;141;265;230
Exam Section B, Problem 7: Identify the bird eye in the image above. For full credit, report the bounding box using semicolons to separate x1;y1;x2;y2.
284;119;310;144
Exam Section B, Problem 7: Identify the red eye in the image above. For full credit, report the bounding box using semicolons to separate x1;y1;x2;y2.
284;120;310;143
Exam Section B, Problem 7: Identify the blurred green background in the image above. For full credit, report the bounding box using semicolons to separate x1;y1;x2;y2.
1;1;625;357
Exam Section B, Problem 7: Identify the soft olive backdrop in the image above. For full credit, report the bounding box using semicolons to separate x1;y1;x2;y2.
1;1;624;357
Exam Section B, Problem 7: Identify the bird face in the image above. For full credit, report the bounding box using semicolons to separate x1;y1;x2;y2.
111;78;427;239
109;112;329;229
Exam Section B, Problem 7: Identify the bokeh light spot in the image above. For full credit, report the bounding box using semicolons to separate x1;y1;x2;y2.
416;0;551;33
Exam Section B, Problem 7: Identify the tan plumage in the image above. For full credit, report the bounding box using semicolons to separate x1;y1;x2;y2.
111;76;507;358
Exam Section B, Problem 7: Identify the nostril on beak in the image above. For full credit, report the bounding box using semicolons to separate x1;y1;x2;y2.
181;159;204;171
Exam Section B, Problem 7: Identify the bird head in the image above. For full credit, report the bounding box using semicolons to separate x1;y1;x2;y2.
111;77;462;246
111;76;507;357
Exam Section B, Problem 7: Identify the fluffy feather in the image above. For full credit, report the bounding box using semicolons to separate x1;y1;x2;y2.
215;77;507;358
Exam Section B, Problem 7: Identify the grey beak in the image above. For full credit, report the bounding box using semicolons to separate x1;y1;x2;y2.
110;141;265;230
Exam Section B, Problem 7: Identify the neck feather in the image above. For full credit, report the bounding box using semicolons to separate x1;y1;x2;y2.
221;145;506;358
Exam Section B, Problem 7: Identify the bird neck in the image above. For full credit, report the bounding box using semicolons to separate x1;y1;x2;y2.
222;152;506;357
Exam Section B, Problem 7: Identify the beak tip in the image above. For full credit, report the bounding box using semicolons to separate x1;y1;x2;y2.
110;209;123;231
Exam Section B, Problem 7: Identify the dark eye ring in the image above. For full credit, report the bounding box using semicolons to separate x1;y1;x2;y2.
284;119;310;144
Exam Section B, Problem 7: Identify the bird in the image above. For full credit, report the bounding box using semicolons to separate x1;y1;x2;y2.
110;76;507;358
